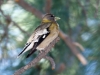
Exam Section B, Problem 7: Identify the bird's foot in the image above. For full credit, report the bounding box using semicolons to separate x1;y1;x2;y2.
39;50;45;54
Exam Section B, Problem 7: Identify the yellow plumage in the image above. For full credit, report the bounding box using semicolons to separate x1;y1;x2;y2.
37;22;59;50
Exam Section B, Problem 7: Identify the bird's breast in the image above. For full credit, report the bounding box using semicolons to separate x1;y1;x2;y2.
49;22;59;32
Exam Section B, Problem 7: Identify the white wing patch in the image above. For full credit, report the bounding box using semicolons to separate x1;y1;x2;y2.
42;35;46;38
35;29;48;35
23;29;49;53
32;29;48;41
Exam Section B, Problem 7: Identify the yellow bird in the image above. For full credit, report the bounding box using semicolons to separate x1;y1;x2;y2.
17;13;60;58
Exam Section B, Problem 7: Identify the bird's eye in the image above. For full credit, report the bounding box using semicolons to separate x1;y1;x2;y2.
51;15;54;17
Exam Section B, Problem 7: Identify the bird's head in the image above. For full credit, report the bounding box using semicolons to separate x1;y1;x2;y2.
42;13;60;23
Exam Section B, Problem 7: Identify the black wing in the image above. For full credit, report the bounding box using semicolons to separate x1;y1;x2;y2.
17;43;31;57
26;31;50;58
17;23;51;58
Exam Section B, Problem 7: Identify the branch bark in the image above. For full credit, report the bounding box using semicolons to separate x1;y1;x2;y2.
44;0;52;13
44;56;55;69
15;0;43;19
14;37;59;75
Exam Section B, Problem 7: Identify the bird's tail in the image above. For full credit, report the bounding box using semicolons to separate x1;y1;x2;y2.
17;43;30;58
26;49;37;58
26;42;38;58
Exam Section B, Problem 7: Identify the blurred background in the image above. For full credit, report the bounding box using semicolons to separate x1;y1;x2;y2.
0;0;100;75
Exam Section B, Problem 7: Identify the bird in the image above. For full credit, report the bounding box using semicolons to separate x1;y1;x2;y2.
17;13;60;58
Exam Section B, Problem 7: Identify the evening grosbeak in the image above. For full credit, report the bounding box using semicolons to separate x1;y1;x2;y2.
17;13;60;58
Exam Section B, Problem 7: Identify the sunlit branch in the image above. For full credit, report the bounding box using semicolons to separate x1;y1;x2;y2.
73;42;84;52
59;30;87;65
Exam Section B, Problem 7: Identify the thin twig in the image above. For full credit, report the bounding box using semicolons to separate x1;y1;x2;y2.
13;22;30;36
0;7;30;36
73;42;84;51
44;56;55;69
0;8;10;42
14;37;59;75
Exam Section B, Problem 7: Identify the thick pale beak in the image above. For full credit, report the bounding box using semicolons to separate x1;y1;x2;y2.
55;17;60;21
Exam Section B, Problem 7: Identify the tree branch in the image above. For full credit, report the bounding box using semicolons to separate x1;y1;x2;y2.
44;0;52;13
44;55;55;69
14;37;59;75
59;30;87;65
15;0;43;19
